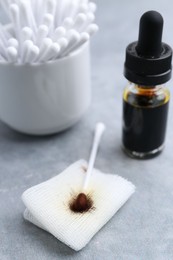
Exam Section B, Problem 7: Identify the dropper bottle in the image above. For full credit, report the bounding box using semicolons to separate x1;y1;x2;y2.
123;11;172;159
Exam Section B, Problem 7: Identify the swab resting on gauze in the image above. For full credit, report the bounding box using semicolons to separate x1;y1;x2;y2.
22;160;135;251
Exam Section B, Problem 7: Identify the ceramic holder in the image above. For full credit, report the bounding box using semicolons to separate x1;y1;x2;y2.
0;43;91;135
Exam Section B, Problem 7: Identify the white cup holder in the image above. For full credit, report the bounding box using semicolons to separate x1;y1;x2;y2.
0;43;91;135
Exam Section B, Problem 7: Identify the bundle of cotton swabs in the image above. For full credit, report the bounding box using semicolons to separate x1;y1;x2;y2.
0;0;98;64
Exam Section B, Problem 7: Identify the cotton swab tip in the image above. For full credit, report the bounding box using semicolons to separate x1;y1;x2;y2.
8;38;19;49
7;46;18;63
69;32;89;53
21;27;33;41
58;37;68;48
54;27;66;40
27;45;40;63
87;12;95;23
23;40;34;48
21;40;34;63
78;3;88;13
80;32;90;42
43;13;54;28
67;29;80;41
51;42;61;53
88;2;97;13
42;37;53;46
10;3;19;14
62;17;74;30
87;24;99;36
46;0;56;14
36;25;49;45
38;25;49;36
10;4;20;24
75;13;87;25
96;122;106;134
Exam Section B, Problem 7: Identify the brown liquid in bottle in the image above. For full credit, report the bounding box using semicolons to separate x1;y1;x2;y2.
123;86;170;158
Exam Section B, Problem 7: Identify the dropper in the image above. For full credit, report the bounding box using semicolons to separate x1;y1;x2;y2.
124;10;172;86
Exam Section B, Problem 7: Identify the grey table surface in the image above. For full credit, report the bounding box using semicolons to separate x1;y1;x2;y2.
1;0;173;259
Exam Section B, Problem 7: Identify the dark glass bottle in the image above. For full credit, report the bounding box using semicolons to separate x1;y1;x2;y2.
123;84;170;158
123;11;172;159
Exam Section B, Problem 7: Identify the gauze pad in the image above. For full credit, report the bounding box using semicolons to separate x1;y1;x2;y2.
22;160;135;251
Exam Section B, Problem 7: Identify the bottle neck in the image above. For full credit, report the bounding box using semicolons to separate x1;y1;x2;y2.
124;82;170;106
129;82;165;94
129;82;164;88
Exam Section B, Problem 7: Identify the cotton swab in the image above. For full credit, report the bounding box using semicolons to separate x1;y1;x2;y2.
34;0;43;25
45;0;56;16
36;25;49;46
76;2;96;16
10;4;21;41
0;29;8;45
56;37;68;57
65;1;78;19
78;3;88;14
55;0;65;26
69;32;90;54
62;17;74;30
21;27;33;41
81;0;89;4
24;45;39;63
54;26;66;41
69;122;106;213
19;1;30;27
86;12;95;24
21;40;33;63
36;37;53;61
0;39;8;59
43;14;54;29
22;42;38;63
59;0;71;20
88;2;97;13
86;23;99;36
78;12;95;32
58;37;68;50
30;0;36;12
0;23;11;42
82;123;106;191
19;0;37;33
43;13;54;35
8;38;19;49
39;42;60;61
60;29;80;57
7;46;18;63
0;0;98;63
73;13;87;32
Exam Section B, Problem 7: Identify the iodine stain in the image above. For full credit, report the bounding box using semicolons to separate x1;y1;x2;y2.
81;166;87;173
69;193;94;213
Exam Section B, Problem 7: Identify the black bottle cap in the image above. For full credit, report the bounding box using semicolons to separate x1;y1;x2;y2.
124;11;172;86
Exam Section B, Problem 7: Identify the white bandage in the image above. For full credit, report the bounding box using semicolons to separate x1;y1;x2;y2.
22;160;135;251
